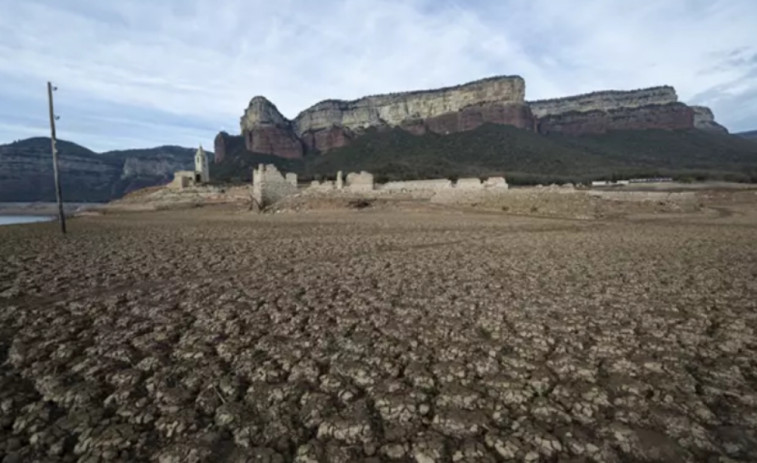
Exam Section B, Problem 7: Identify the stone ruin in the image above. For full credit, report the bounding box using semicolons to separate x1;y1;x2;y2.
251;164;509;208
307;172;508;194
380;176;508;192
308;170;375;192
345;171;374;191
170;145;210;189
252;164;297;207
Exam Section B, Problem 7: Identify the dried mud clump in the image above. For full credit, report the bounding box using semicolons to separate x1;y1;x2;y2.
1;199;757;461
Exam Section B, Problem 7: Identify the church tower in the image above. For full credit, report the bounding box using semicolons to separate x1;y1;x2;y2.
195;145;210;183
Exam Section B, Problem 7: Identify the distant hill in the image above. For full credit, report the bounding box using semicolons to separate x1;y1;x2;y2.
736;130;757;141
0;138;202;202
216;125;757;185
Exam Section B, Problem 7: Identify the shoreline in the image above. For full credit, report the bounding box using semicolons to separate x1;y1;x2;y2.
0;202;101;216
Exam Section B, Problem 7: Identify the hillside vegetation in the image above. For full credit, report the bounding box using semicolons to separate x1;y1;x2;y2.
216;125;757;185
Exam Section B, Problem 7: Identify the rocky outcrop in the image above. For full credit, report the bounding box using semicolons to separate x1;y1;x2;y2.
537;103;695;135
231;77;727;158
293;76;526;134
240;97;303;159
214;132;228;164
529;86;678;118
529;87;697;135
238;76;532;156
692;106;728;134
300;126;355;153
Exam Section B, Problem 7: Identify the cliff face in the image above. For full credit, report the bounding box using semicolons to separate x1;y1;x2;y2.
292;76;526;134
528;87;696;135
537;103;695;135
529;86;678;118
240;97;303;159
692;106;728;134
238;76;532;156
231;76;727;158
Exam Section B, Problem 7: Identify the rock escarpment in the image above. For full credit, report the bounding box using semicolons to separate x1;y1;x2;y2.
529;87;695;135
238;76;533;157
231;76;726;158
240;97;304;159
292;75;528;133
691;106;729;134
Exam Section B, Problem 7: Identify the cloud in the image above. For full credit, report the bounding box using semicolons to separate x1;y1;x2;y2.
0;0;755;151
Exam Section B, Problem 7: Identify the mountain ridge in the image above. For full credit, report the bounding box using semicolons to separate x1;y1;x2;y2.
0;138;207;202
226;75;730;158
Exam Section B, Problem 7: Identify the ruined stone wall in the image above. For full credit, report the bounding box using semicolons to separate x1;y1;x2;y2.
169;171;195;190
345;171;374;191
380;179;454;191
252;164;298;206
484;177;508;188
455;178;483;189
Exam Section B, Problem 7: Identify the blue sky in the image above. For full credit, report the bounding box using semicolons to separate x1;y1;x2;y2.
1;0;756;151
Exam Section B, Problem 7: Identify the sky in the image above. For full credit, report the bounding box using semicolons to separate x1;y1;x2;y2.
0;0;756;152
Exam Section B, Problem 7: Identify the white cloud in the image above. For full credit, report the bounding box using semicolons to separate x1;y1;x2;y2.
0;0;755;151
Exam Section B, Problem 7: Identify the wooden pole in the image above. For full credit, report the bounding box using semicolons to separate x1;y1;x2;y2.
47;81;66;235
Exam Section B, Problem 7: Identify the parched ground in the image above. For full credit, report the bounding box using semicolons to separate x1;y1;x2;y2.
1;196;757;462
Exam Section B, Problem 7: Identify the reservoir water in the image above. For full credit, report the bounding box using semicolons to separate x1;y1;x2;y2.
0;215;54;226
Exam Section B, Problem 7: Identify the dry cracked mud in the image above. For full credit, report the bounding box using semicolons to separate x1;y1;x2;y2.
1;200;757;462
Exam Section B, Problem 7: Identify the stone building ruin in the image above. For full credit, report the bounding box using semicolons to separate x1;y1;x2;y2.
169;145;211;189
345;171;374;191
249;164;510;209
252;164;298;207
195;145;210;183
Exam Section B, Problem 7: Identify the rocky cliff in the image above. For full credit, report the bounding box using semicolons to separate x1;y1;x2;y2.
239;76;533;156
291;75;526;133
231;76;727;158
529;87;697;135
0;138;198;202
528;86;678;118
692;106;729;134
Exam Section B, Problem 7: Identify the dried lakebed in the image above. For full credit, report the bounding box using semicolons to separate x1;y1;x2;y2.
1;206;756;462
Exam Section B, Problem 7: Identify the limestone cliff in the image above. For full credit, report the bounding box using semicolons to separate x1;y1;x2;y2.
292;75;526;134
692;106;728;134
238;76;531;155
231;76;727;158
528;87;697;135
240;97;303;159
529;86;678;118
536;103;694;135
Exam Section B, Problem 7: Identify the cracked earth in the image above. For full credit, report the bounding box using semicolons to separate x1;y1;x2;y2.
1;202;756;462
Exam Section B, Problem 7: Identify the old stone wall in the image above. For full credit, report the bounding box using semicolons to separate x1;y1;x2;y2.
455;178;483;189
252;164;298;206
169;171;196;190
345;171;374;191
380;179;454;191
484;177;508;188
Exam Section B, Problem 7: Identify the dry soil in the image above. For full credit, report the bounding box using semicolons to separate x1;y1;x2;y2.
1;197;756;462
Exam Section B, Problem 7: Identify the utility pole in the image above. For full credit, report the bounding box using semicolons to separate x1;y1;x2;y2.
47;81;66;235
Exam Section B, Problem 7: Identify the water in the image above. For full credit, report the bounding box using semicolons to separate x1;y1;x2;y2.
0;215;55;226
